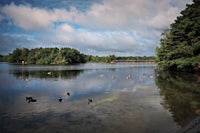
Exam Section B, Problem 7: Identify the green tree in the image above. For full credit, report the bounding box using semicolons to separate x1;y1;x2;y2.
8;48;22;63
20;48;29;62
0;55;3;62
156;0;200;71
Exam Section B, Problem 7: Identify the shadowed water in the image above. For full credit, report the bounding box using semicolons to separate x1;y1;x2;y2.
0;62;200;133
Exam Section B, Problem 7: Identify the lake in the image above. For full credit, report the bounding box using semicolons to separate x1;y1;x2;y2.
0;62;200;133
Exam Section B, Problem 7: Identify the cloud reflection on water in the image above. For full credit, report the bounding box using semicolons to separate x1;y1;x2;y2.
1;63;157;114
0;63;180;133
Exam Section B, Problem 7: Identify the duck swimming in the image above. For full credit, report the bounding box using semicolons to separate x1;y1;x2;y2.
126;74;132;80
26;96;32;101
88;98;93;104
59;97;62;102
26;96;37;103
30;99;37;102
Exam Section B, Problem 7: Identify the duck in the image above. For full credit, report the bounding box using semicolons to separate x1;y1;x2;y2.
25;78;30;82
59;97;62;102
47;72;51;75
30;99;37;102
112;76;116;80
26;96;37;103
126;74;132;80
88;98;93;104
142;74;147;79
99;74;104;78
26;96;33;101
149;74;154;78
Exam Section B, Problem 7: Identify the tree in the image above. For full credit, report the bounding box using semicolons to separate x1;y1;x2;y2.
20;48;29;62
156;0;200;71
8;48;22;63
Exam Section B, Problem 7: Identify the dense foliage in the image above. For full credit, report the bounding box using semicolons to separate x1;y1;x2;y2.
116;56;155;61
0;47;155;64
0;55;3;62
6;47;86;65
156;0;200;71
85;54;117;63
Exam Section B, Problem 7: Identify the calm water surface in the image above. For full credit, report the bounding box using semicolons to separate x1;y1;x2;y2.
0;62;200;133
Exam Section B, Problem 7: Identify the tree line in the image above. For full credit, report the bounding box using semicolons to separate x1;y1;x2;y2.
2;47;86;65
0;47;155;65
156;0;200;72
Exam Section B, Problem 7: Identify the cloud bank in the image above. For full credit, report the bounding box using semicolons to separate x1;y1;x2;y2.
0;0;192;56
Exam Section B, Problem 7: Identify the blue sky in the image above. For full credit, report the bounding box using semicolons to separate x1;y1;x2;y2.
0;0;192;56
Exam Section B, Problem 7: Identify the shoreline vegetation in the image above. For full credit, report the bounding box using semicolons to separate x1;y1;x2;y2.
156;0;200;72
0;47;155;65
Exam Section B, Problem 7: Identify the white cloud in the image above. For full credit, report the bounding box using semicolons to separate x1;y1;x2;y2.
1;3;51;30
84;0;152;29
147;6;180;29
57;24;75;33
0;0;192;55
42;30;137;53
0;3;77;30
1;0;191;30
81;0;191;30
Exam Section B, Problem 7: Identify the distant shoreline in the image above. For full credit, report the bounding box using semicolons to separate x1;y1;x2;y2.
4;60;156;65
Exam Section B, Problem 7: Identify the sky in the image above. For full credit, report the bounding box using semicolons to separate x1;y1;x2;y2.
0;0;192;56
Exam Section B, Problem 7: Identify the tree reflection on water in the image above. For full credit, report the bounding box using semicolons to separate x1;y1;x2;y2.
155;70;200;127
10;70;83;80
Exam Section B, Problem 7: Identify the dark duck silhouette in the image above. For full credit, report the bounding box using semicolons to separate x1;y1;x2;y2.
88;98;93;104
59;97;62;102
26;97;37;103
30;99;37;102
26;96;32;101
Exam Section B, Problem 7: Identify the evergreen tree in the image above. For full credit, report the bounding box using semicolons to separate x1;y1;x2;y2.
156;0;200;71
